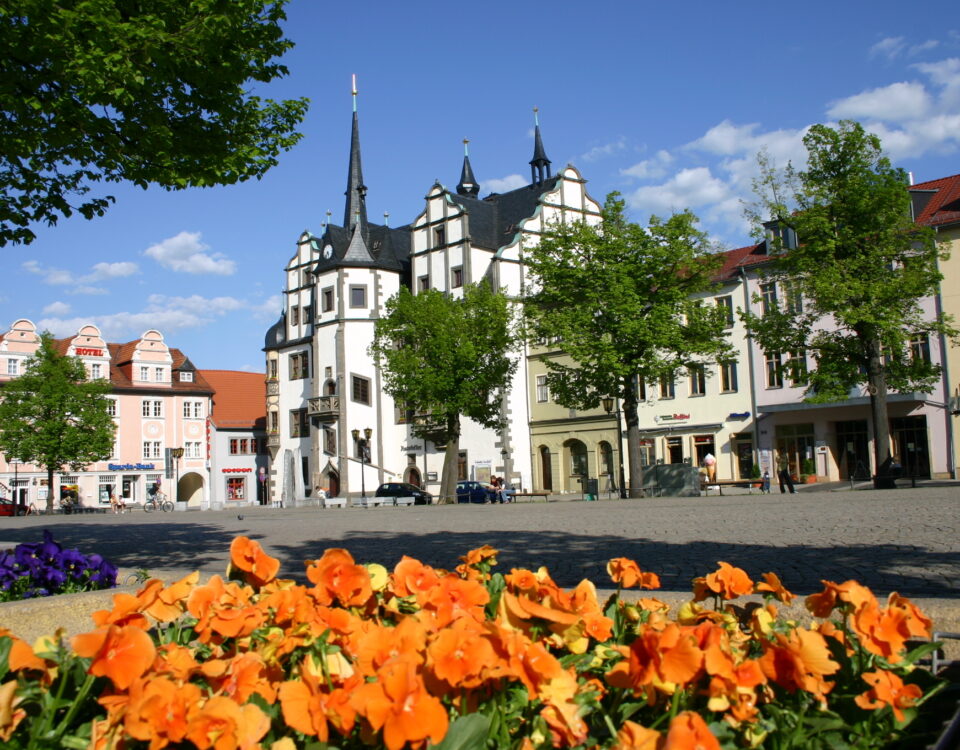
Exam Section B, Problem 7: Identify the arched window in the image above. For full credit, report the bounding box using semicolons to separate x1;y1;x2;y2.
565;439;588;477
599;441;614;476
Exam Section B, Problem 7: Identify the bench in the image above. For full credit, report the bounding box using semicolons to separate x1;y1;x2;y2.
701;480;764;496
511;491;550;502
322;496;347;509
351;496;384;508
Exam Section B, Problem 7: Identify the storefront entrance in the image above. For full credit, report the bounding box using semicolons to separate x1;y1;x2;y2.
539;446;553;491
731;433;754;479
775;423;815;478
891;416;930;478
834;420;870;480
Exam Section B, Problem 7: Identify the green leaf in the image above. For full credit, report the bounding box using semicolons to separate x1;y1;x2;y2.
430;713;492;750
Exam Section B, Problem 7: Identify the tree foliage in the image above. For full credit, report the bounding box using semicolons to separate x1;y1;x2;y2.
745;121;957;478
371;282;520;503
1;0;309;245
0;333;115;510
523;193;734;496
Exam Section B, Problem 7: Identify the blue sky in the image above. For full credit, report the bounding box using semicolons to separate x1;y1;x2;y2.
5;1;960;371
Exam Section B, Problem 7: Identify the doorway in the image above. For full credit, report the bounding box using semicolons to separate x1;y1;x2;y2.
405;467;422;487
731;434;754;479
891;416;930;478
539;446;552;491
834;420;870;480
666;437;683;464
121;475;139;504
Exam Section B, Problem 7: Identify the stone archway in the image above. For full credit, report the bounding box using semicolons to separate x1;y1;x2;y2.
404;467;422;487
177;471;205;506
562;439;588;493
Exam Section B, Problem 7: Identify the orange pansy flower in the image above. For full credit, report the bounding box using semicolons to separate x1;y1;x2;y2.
855;669;923;722
886;593;932;639
123;676;201;748
91;591;151;630
607;558;662;589
306;548;373;608
143;571;201;622
613;720;662;749
279;664;359;741
187;575;265;641
229;536;281;588
72;625;156;690
154;642;200;681
759;627;839;702
391;556;441;598
664;711;721;750
418;573;489;629
607;623;704;696
354;617;428;675
184;695;270;750
0;680;27;743
427;617;497;689
806;579;877;618
352;657;449;750
755;572;795;604
698;562;753;601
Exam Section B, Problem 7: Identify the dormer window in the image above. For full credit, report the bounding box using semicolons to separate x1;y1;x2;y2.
179;371;193;382
140;366;149;381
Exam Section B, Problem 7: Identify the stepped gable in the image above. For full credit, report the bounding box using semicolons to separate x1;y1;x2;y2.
201;370;266;430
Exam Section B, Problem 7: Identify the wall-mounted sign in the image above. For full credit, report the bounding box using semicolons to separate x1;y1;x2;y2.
107;463;156;471
75;347;103;356
222;467;254;473
727;412;751;420
657;413;690;423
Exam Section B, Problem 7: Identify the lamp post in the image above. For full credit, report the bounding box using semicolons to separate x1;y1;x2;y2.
602;397;627;499
171;447;184;503
351;427;372;499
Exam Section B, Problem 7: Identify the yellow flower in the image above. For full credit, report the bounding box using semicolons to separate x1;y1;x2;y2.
366;563;389;591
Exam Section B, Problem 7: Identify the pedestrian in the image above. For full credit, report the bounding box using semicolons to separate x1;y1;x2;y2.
777;456;796;494
761;471;771;494
110;492;119;514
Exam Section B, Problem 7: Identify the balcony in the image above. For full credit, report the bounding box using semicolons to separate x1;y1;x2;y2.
308;395;340;422
267;431;281;449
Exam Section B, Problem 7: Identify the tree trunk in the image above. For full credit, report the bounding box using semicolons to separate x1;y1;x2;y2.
622;377;644;498
867;337;894;488
437;415;460;504
45;466;54;512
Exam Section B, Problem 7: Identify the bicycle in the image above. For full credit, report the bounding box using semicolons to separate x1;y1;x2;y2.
144;492;174;513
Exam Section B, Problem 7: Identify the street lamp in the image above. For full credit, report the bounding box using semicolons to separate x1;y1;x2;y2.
171;447;184;503
601;397;627;499
351;427;372;499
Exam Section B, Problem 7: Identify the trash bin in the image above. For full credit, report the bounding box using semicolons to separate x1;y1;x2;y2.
585;478;598;501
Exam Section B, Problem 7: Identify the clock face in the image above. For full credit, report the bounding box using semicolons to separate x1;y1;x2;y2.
323;244;333;259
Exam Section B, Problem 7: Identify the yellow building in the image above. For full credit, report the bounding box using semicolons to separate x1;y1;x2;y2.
912;173;960;479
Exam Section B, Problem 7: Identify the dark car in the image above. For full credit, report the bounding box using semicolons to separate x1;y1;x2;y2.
456;480;497;504
374;482;433;505
0;497;28;516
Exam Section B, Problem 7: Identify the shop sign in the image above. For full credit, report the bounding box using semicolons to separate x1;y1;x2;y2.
656;413;690;423
222;467;254;473
75;347;103;356
728;412;750;420
108;463;156;470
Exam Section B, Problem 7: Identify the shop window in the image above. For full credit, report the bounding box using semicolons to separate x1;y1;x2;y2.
775;424;815;479
226;476;246;501
694;435;716;468
599;441;614;476
568;440;588;477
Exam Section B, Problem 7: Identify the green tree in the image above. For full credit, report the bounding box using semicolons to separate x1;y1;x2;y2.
0;333;115;510
745;121;956;485
1;0;309;246
371;282;520;504
524;193;734;497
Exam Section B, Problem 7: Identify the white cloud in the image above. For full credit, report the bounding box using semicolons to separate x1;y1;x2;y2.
21;259;139;293
626;166;731;217
42;301;71;315
621;150;674;180
580;136;628;162
870;36;905;60
827;81;931;121
143;231;236;275
483;174;526;194
909;40;939;56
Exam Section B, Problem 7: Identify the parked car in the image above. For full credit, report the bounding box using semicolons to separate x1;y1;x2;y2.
374;482;433;505
456;480;497;504
0;497;28;516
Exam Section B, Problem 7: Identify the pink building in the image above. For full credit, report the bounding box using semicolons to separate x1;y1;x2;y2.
0;320;214;509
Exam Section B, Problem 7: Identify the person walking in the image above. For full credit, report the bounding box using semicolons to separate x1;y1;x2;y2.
777;456;796;494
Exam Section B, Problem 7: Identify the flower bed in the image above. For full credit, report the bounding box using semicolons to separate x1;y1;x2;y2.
0;537;948;748
0;531;117;602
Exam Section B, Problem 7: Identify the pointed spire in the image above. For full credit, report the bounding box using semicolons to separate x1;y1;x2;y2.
457;138;480;197
529;106;552;186
342;220;375;264
344;74;368;232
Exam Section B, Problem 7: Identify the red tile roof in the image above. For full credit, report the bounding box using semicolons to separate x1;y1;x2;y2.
200;370;267;430
714;242;769;281
911;173;960;228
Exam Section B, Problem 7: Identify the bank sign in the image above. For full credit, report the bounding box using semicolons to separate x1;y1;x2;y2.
107;463;156;471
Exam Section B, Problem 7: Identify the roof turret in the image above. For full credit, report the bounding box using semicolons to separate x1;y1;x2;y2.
343;75;368;233
529;107;552;186
457;138;480;197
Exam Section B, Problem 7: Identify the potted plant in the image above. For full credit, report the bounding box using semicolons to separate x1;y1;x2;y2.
802;458;817;483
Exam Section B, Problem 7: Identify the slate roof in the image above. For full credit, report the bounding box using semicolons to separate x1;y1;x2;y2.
450;174;562;250
911;173;960;228
201;370;267;430
311;222;411;274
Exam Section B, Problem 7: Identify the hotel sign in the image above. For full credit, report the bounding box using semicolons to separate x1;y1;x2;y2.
75;347;103;356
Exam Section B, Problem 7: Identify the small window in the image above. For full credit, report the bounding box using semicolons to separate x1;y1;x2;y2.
418;275;430;292
910;335;931;363
689;365;706;396
785;350;808;386
289;352;309;380
765;351;783;388
716;295;734;327
452;267;463;288
106;399;117;418
761;283;778;316
230;439;239;455
155;367;164;383
434;227;446;247
536;375;550;403
91;363;102;379
324;427;336;455
140;366;149;381
659;374;675;399
303;305;312;322
352;375;371;405
7;358;19;376
290;408;309;438
179;371;193;382
720;361;738;393
290;306;300;326
322;288;334;313
350;286;367;309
